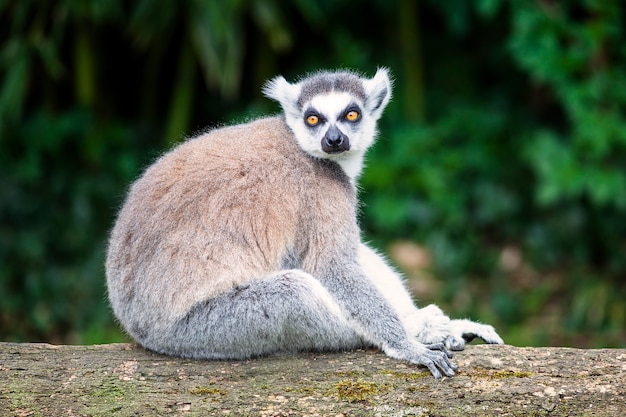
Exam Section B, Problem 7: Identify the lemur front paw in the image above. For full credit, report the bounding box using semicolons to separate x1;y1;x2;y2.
384;341;457;379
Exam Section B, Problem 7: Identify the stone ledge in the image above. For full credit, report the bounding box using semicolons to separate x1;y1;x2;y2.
1;343;624;416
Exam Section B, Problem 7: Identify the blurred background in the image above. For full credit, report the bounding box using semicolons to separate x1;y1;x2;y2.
1;0;624;348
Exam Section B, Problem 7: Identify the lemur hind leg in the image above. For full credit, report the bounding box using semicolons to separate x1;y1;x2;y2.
358;243;503;351
159;270;365;359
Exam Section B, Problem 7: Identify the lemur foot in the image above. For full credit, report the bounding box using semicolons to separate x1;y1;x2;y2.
407;304;504;351
444;319;504;351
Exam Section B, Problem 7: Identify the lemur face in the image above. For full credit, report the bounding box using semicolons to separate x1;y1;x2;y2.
297;91;366;158
263;69;392;163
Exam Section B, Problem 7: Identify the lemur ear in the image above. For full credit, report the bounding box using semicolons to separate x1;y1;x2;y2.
263;75;301;118
363;67;392;119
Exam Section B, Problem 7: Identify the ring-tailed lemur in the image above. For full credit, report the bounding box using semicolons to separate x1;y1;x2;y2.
106;68;503;378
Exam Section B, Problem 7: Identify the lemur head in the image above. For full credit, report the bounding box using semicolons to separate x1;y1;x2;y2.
263;68;392;180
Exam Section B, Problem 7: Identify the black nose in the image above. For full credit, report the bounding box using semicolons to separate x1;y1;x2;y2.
322;125;350;154
326;134;343;147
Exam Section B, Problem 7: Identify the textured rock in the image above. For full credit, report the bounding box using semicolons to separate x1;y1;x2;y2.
1;343;624;416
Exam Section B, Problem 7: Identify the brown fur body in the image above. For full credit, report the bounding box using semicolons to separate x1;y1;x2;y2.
107;116;362;354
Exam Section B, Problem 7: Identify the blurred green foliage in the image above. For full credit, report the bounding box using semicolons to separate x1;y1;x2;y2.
1;0;624;347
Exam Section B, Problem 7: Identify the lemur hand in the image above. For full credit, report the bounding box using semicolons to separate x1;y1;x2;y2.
384;340;457;379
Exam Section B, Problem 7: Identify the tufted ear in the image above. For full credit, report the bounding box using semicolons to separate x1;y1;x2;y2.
362;67;392;119
262;75;301;118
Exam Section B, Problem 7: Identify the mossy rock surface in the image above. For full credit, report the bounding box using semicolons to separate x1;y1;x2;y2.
1;343;625;416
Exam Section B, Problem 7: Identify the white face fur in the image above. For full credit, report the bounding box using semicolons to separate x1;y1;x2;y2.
263;68;392;182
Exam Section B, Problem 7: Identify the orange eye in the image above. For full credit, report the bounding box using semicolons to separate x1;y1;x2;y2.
306;115;319;126
346;110;359;122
